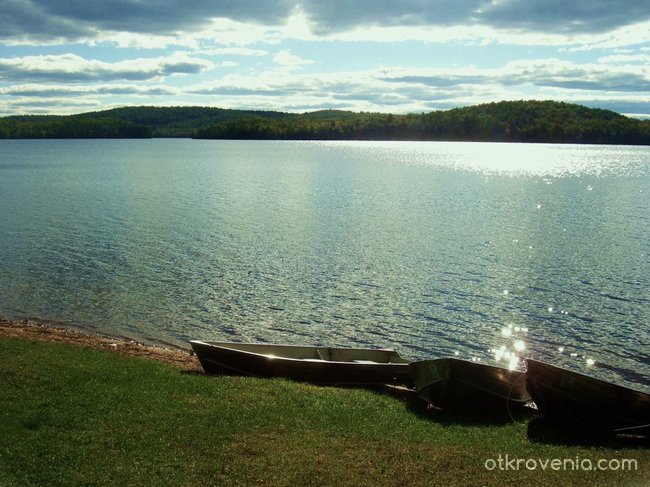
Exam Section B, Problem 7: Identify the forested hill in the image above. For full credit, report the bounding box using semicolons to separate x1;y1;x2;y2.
1;101;649;145
0;106;290;139
196;101;650;145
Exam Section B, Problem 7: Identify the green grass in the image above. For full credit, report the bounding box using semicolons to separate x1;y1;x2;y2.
1;337;647;486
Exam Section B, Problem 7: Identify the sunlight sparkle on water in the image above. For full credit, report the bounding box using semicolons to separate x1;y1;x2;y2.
492;324;528;370
355;141;650;178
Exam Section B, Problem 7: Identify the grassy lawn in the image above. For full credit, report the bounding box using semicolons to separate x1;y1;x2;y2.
1;336;647;486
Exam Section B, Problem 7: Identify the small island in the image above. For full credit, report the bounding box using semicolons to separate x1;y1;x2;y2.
1;100;649;145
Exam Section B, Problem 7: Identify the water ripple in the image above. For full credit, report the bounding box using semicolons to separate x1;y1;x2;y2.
0;139;648;392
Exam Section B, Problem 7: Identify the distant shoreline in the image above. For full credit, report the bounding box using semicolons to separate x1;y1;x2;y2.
2;101;649;145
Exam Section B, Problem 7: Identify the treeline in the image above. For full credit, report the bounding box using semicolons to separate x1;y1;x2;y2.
195;112;414;140
196;101;650;145
75;106;290;137
0;106;290;139
0;116;151;139
422;101;650;144
1;101;649;144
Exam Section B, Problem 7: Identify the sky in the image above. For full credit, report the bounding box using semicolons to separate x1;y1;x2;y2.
1;0;649;118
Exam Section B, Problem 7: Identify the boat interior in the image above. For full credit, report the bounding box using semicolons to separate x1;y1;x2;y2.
199;341;410;364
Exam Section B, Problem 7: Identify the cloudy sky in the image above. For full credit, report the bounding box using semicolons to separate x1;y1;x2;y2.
1;0;649;117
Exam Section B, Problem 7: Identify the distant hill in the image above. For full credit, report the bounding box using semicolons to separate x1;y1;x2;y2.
76;106;293;137
0;106;291;139
1;101;649;145
196;101;650;145
0;115;152;139
424;101;650;144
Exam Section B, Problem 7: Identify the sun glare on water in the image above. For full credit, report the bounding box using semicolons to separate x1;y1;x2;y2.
490;323;529;370
356;140;650;178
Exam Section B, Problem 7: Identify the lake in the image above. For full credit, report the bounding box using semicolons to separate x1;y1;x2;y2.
0;139;648;391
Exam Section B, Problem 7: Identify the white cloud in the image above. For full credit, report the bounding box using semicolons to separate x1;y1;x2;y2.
0;83;178;97
380;58;650;93
197;47;268;57
93;32;200;49
2;97;101;115
272;50;315;67
1;1;648;117
565;20;650;51
2;1;649;47
598;53;650;63
0;53;214;82
181;57;650;115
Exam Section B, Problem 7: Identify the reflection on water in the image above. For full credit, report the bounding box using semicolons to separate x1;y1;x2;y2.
0;139;648;392
489;324;529;370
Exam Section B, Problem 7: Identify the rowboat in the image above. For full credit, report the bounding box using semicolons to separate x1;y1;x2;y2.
189;340;413;386
525;359;650;435
410;358;530;411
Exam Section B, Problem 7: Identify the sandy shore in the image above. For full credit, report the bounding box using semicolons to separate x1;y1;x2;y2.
0;316;202;371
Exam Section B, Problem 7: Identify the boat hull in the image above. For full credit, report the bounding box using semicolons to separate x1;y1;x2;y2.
526;359;650;435
410;358;530;411
190;340;413;386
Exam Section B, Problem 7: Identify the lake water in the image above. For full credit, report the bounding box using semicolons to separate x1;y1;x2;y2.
0;139;648;391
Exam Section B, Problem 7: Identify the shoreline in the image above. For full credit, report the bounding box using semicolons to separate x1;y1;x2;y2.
0;316;201;371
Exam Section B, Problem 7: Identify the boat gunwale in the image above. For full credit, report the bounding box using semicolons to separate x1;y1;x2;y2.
189;340;410;366
526;358;650;397
410;357;530;403
525;358;650;433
